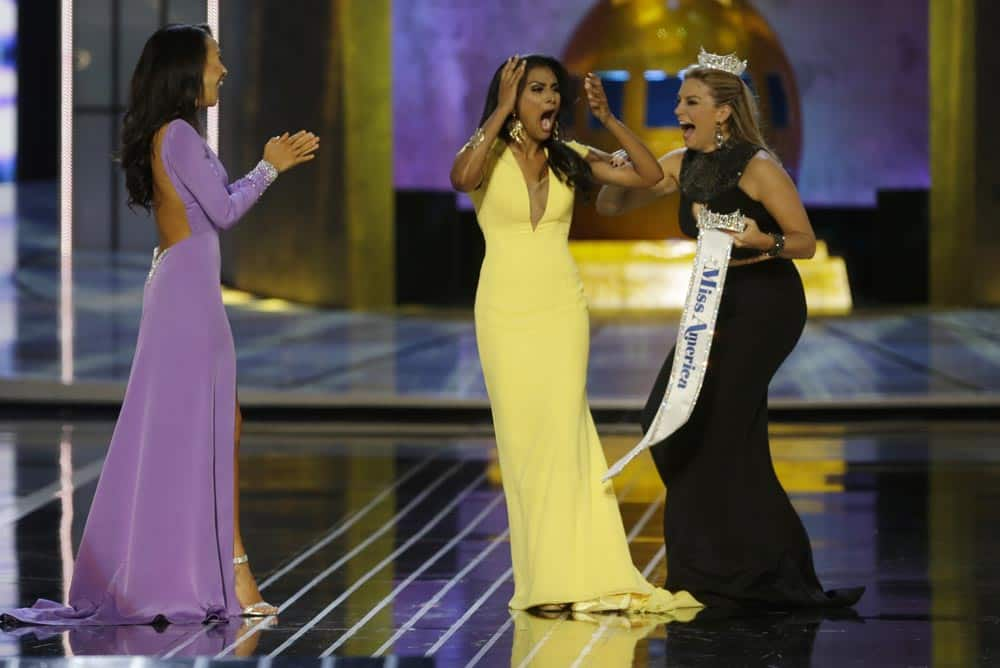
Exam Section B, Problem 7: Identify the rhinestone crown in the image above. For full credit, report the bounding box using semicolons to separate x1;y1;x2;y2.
696;207;746;233
697;47;748;77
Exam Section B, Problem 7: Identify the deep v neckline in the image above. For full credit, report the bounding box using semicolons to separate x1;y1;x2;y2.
507;145;551;231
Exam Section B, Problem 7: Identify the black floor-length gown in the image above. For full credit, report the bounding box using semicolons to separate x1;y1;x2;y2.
641;142;863;609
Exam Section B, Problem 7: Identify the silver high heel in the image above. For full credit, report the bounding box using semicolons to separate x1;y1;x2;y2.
233;554;278;617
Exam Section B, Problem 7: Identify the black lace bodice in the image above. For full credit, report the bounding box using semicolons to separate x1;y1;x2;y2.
677;142;783;260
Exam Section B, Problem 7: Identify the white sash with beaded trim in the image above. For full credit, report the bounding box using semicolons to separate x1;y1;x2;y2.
603;209;745;482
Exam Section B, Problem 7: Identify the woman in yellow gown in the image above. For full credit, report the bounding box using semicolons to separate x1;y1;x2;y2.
450;55;703;614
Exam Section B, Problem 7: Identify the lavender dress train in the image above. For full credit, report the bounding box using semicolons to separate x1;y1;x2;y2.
2;119;276;626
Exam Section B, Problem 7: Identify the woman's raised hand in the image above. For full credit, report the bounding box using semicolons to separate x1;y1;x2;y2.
263;131;320;173
497;56;527;115
584;73;613;125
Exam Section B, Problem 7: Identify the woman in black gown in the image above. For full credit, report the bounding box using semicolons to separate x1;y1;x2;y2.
596;53;863;609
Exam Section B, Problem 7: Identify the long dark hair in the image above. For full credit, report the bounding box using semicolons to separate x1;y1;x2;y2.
478;54;594;194
120;23;211;212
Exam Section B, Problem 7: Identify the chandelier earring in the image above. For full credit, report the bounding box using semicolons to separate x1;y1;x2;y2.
509;115;526;145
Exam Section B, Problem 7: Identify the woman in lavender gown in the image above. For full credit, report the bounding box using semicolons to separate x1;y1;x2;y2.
2;24;318;625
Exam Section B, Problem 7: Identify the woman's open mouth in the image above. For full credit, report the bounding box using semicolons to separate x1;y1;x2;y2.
679;121;695;141
540;109;557;133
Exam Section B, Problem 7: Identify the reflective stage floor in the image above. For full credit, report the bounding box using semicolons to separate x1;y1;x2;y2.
2;419;999;666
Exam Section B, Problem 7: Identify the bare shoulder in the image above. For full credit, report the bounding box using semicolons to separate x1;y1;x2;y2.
742;150;794;198
662;147;686;164
744;150;789;182
660;147;686;182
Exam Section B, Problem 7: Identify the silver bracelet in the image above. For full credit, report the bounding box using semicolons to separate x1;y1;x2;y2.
460;128;486;153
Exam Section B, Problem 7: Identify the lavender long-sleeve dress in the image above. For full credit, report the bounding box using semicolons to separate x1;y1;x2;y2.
2;119;277;626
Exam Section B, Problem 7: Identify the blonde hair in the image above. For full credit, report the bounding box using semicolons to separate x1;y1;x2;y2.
681;65;775;158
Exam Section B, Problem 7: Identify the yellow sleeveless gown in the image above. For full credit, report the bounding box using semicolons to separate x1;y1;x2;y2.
471;140;702;613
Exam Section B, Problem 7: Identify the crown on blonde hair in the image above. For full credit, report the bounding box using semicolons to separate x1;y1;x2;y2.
696;47;748;77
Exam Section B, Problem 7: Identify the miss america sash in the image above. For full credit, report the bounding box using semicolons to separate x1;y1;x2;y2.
603;208;745;482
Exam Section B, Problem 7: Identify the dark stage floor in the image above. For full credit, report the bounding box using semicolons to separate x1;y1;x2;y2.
1;419;998;666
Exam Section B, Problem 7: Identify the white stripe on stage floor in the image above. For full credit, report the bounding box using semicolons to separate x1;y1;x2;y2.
161;452;440;658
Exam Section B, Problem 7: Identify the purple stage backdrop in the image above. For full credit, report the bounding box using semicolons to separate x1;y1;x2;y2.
393;0;928;207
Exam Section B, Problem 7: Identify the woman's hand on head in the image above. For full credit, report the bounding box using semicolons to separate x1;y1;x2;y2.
264;130;320;173
497;56;527;116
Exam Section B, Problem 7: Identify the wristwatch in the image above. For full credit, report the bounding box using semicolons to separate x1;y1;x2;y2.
763;232;785;258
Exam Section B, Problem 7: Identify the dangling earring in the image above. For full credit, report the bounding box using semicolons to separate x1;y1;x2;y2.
552;120;561;141
715;122;725;149
509;115;526;145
